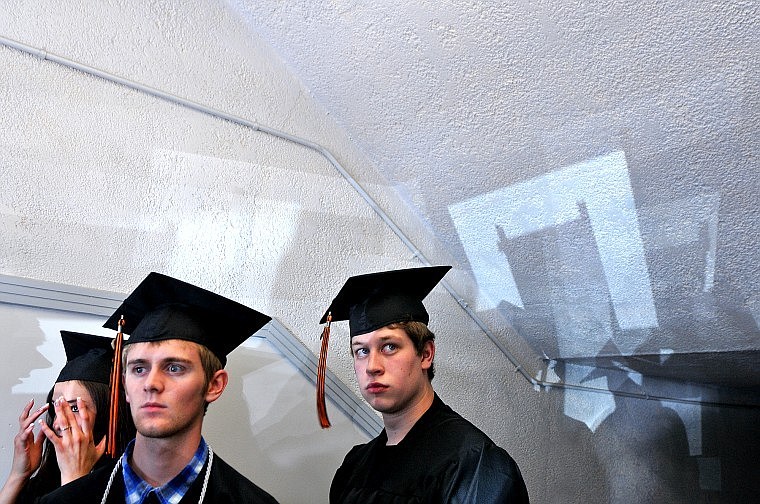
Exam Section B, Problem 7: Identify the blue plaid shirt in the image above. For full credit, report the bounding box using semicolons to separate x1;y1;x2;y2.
122;437;208;504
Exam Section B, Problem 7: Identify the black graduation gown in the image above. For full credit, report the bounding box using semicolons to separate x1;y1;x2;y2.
37;453;279;503
17;450;115;504
330;394;529;504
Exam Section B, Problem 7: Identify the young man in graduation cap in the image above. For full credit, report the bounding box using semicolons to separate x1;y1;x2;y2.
323;266;529;503
40;272;279;504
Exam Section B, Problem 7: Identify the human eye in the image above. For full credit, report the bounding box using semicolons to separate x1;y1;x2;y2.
353;347;368;358
129;364;146;375
382;343;398;353
167;363;185;373
69;403;79;413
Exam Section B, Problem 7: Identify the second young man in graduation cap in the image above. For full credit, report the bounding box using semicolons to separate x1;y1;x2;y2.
323;266;529;503
40;272;279;504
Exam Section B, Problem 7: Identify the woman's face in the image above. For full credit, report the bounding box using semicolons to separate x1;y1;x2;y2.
50;380;96;435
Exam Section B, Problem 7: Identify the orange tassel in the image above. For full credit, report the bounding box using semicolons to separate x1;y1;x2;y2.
316;312;332;428
106;316;124;457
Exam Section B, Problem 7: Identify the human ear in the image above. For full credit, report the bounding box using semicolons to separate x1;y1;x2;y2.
421;340;435;369
205;369;229;404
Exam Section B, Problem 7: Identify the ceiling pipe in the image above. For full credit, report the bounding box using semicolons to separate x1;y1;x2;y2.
1;35;755;410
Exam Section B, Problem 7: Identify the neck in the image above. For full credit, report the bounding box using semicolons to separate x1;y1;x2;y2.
130;430;203;487
382;385;435;445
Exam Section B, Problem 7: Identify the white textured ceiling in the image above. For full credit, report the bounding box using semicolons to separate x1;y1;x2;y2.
228;1;759;392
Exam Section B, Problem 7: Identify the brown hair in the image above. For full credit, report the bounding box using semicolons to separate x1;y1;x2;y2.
386;320;436;381
196;342;224;388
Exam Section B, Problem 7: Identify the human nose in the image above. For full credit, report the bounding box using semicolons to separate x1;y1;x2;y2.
365;351;383;375
143;368;163;393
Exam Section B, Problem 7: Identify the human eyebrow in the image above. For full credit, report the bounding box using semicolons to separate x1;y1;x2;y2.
376;334;403;344
126;358;148;367
351;341;368;355
127;355;194;365
160;357;193;365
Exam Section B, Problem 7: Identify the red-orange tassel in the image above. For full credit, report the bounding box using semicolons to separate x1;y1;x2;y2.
317;312;332;428
106;316;124;457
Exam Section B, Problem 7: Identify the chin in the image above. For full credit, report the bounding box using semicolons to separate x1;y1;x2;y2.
138;427;166;438
365;396;397;414
137;422;174;439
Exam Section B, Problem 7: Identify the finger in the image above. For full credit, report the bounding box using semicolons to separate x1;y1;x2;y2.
14;420;35;448
19;398;35;422
19;420;35;441
39;418;62;449
76;397;93;437
53;396;78;435
25;403;49;428
19;400;47;430
34;426;47;447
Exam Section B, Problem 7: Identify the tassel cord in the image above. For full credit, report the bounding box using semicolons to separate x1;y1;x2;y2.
316;313;332;428
106;316;124;457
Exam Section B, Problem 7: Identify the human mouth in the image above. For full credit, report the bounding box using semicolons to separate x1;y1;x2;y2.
140;402;166;412
366;382;388;394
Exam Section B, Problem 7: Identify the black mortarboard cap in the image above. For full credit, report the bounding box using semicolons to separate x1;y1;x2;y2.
320;265;452;337
103;272;271;366
56;331;114;385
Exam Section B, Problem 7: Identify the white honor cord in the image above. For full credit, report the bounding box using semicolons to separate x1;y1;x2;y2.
100;445;214;504
198;445;213;502
100;458;121;504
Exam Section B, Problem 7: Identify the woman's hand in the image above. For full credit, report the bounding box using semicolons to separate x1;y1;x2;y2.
0;399;48;504
39;396;106;485
11;399;48;479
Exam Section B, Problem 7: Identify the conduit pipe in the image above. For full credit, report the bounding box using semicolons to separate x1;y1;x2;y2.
1;35;755;410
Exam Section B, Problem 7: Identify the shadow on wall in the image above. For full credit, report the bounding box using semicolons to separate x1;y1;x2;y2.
592;376;702;503
546;412;609;504
553;358;760;504
700;389;760;504
0;305;56;482
2;304;53;392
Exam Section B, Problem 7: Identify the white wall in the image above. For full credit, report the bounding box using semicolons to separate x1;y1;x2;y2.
1;2;757;502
